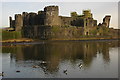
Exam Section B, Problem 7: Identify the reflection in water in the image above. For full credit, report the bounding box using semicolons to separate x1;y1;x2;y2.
2;41;119;78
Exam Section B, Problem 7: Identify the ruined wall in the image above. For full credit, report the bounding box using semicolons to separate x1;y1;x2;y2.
103;16;111;27
28;13;37;25
22;11;45;26
50;26;84;40
9;17;15;28
37;11;45;25
93;20;97;27
15;14;23;31
9;5;117;40
85;18;97;27
59;16;73;26
102;15;111;27
22;25;84;40
71;17;84;27
10;6;98;32
22;25;51;39
83;17;97;35
22;12;29;26
9;17;12;28
98;15;111;28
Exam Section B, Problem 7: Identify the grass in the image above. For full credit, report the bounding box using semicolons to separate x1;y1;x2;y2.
2;30;22;40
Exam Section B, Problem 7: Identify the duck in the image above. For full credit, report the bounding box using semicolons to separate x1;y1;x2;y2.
16;70;20;73
78;63;83;68
63;69;67;75
32;65;40;68
41;61;47;64
0;72;4;76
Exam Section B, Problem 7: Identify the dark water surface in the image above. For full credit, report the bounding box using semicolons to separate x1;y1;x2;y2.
2;40;119;78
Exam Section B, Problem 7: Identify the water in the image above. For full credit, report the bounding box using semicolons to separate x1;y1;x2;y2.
2;40;119;78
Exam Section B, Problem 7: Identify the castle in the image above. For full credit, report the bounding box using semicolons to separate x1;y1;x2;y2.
9;5;114;40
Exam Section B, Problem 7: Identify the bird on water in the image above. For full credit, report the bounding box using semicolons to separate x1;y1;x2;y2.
63;69;67;75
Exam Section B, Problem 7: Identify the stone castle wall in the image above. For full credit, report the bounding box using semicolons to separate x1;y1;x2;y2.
44;6;61;26
103;16;111;28
9;5;114;40
59;16;73;26
15;14;23;31
22;25;84;40
9;5;98;31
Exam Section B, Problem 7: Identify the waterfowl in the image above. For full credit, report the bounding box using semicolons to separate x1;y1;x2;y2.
16;70;20;72
63;69;67;75
32;65;40;68
78;63;83;68
41;61;47;64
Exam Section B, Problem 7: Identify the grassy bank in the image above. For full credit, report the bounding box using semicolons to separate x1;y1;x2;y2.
2;30;22;40
1;29;119;43
1;30;35;43
1;38;35;43
50;37;119;41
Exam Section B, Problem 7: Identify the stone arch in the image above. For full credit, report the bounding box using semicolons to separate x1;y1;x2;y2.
86;32;89;35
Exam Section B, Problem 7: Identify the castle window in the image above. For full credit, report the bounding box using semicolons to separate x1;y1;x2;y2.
86;19;87;26
86;23;87;26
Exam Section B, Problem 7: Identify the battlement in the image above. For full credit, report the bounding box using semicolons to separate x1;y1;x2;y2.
28;12;37;15
22;12;28;15
83;10;91;13
38;11;44;14
44;5;58;11
44;5;59;26
83;10;92;18
15;14;22;18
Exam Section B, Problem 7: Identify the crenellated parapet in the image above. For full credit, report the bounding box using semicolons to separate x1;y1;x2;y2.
44;6;59;12
83;10;93;18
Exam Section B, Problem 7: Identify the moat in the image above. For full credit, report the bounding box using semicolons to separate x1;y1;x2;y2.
2;40;119;78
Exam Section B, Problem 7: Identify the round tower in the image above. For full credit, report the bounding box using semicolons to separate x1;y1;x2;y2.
44;6;60;26
15;14;23;31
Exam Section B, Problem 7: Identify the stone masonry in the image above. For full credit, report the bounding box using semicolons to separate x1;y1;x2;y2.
9;5;111;39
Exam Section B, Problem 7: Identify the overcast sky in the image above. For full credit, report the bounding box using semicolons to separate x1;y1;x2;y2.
1;2;119;29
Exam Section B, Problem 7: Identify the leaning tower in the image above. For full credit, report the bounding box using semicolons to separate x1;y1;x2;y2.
44;6;60;26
